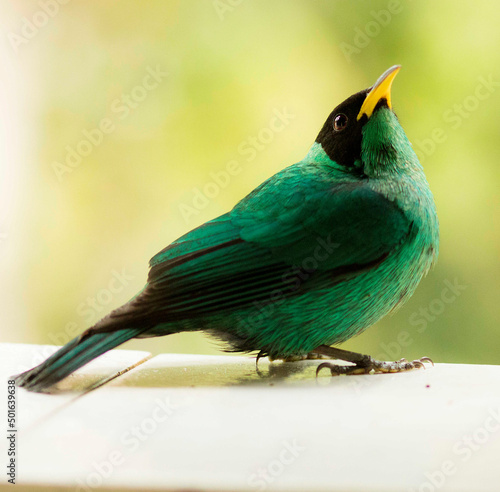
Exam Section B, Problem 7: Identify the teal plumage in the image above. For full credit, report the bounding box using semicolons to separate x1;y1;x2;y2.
14;66;439;391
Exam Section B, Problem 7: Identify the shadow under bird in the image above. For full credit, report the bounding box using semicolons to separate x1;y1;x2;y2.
14;65;439;392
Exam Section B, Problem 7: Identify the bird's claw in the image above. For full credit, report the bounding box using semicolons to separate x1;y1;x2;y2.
418;356;434;366
315;362;369;377
316;355;434;377
410;360;425;370
255;350;266;368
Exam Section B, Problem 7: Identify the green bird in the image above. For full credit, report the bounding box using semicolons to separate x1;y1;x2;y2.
14;65;439;392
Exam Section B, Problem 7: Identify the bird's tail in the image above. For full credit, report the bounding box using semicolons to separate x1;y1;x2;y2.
12;327;145;393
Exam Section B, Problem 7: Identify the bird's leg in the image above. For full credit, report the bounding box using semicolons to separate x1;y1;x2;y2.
311;345;433;376
255;351;328;369
278;353;328;362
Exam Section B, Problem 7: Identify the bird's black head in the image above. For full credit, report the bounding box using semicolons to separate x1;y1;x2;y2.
315;65;400;170
315;89;370;169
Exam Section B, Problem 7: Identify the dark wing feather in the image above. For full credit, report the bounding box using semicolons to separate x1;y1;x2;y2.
96;169;411;331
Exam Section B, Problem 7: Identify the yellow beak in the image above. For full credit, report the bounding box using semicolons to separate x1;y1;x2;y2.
357;65;401;121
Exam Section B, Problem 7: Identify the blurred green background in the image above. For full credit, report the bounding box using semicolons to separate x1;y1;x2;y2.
0;0;498;364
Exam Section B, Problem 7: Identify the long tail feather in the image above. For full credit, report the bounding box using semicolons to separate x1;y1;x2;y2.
12;327;144;392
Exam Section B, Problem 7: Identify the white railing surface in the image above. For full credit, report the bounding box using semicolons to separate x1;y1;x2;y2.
2;343;499;492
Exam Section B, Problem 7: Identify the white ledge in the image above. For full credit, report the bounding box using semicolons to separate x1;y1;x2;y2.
2;343;499;492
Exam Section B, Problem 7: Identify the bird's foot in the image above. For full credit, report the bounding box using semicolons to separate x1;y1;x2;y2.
316;356;433;376
311;345;433;377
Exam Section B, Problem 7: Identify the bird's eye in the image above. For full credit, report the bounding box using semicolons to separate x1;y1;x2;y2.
333;113;348;131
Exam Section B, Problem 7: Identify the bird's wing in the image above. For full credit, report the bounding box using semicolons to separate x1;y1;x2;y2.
231;168;411;269
105;168;412;327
